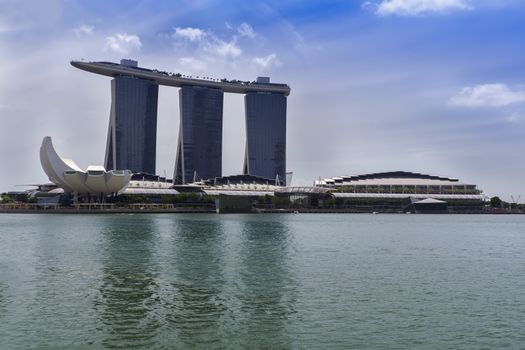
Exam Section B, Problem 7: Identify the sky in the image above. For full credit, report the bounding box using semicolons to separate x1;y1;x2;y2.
0;0;524;201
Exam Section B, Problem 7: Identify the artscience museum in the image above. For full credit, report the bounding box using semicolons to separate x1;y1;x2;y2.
40;137;132;196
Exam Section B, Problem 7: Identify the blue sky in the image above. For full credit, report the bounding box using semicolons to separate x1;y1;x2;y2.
1;0;524;200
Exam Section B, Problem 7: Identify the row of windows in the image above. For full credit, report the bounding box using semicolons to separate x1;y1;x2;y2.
337;185;480;195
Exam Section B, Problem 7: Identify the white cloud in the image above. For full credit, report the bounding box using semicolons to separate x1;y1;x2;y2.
178;57;208;72
237;22;255;38
253;53;279;68
105;33;142;54
73;24;94;38
172;27;205;42
212;39;242;58
172;26;241;58
371;0;471;16
450;83;525;107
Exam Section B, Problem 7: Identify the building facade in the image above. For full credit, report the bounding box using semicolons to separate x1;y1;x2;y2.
243;92;287;184
174;86;224;184
105;75;159;174
314;171;483;198
72;60;290;182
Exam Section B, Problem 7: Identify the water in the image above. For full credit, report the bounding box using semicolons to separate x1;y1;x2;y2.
0;214;524;349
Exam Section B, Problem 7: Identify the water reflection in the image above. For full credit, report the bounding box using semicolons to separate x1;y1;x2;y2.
96;215;160;349
166;217;227;348
27;216;87;344
237;217;297;348
0;282;5;316
0;282;9;345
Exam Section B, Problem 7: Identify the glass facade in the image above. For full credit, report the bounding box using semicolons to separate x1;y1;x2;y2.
174;86;224;184
105;76;158;174
243;92;287;184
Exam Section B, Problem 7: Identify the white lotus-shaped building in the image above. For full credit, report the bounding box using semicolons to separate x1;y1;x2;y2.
40;136;132;194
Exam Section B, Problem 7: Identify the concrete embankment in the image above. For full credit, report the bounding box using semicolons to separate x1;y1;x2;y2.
0;208;216;214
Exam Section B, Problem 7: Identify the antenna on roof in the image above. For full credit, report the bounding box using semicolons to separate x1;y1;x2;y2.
193;171;201;183
275;174;281;186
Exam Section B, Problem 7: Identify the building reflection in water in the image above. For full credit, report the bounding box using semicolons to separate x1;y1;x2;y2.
165;216;227;348
91;214;297;348
236;217;297;348
0;282;5;316
95;215;161;349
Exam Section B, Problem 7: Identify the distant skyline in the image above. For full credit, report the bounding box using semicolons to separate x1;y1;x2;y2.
1;0;524;201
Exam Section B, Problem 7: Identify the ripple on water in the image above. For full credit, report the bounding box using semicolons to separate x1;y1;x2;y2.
0;214;525;349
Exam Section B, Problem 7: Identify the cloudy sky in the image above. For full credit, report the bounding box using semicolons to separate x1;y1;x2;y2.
1;0;524;200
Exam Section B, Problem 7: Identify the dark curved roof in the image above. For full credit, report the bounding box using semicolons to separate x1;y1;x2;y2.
339;171;459;182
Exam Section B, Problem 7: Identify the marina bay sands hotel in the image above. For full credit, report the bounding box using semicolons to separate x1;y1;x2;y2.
71;59;290;184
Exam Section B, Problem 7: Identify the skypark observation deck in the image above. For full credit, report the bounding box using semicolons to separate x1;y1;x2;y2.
70;60;291;96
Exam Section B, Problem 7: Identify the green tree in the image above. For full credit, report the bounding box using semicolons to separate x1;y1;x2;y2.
201;195;215;204
0;195;14;203
490;196;502;208
323;198;336;207
189;192;200;202
160;195;173;204
272;196;290;207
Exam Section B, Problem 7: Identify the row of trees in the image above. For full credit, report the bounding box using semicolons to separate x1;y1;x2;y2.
111;193;216;205
489;196;525;210
3;192;523;211
0;193;37;203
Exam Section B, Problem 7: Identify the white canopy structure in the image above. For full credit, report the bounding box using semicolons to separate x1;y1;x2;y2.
40;136;132;195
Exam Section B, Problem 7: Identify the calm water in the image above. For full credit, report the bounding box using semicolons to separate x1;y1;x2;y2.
0;214;524;349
